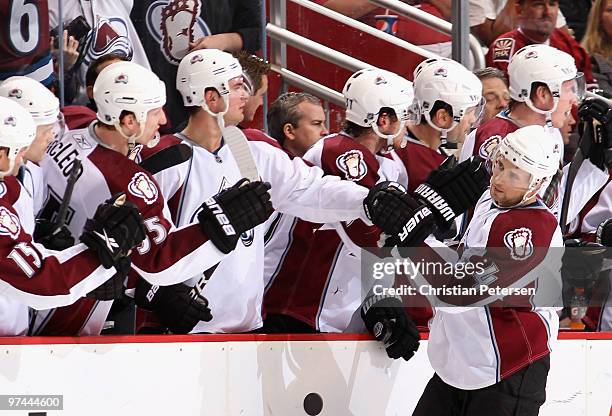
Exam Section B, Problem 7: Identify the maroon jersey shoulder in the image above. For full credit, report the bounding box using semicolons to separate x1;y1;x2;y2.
320;133;381;187
137;134;183;161
473;116;519;159
243;128;283;150
395;140;446;193
487;205;558;249
62;106;97;130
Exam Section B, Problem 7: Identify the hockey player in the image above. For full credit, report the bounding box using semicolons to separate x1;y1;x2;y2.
0;97;146;335
134;50;435;334
404;126;563;415
33;61;273;335
0;76;61;224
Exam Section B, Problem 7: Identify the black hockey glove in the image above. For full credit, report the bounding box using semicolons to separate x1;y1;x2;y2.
86;257;131;301
413;156;489;230
134;279;213;334
79;193;146;270
198;179;273;254
578;98;612;170
361;295;420;361
596;218;612;246
33;220;75;250
364;181;435;247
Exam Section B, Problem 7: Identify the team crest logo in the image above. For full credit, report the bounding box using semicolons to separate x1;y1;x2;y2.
190;53;204;64
146;0;211;65
82;16;133;67
503;227;534;261
525;50;538;59
374;76;388;85
3;117;16;127
8;89;22;99
434;67;448;77
115;74;129;84
479;135;502;159
0;207;21;239
128;144;144;162
128;172;159;205
492;38;515;62
336;150;368;181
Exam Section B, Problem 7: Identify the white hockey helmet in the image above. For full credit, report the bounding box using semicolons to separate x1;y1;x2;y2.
0;76;59;126
412;58;484;140
177;49;243;127
94;61;166;146
0;97;36;177
508;44;584;118
343;68;416;150
491;125;560;205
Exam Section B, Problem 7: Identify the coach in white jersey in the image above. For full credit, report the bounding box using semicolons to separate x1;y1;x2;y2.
134;49;426;334
0;97;146;335
413;126;563;416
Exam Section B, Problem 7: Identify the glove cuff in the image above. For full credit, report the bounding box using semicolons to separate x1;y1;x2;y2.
361;294;403;316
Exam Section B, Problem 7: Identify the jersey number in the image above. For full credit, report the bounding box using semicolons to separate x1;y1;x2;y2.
137;217;168;255
8;242;42;278
8;0;41;55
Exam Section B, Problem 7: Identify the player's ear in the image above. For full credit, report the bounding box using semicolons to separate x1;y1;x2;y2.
283;123;296;141
432;108;452;129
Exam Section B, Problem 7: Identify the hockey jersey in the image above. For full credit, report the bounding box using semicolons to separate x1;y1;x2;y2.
486;28;595;86
426;192;563;390
31;124;228;335
0;0;54;85
0;175;118;335
275;133;401;332
137;131;371;333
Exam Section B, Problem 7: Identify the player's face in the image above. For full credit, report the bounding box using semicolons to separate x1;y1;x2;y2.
224;77;249;126
518;0;559;39
137;107;166;145
447;106;478;142
25;123;54;163
551;79;579;129
490;156;533;207
481;77;510;123
243;75;268;123
559;110;576;145
288;101;328;156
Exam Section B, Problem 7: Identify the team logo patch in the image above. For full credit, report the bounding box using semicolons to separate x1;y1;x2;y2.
146;0;211;65
492;38;515;62
479;135;502;159
336;150;368;181
525;50;538;59
374;76;388;85
503;227;534;261
434;67;448;77
190;53;204;64
82;16;133;67
128;144;144;162
0;207;21;239
128;172;159;205
115;74;129;84
72;134;92;150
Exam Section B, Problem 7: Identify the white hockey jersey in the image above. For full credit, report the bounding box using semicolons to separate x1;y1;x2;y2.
426;192;563;390
137;132;371;333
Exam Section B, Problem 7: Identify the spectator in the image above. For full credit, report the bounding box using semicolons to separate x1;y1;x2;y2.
267;92;329;157
470;0;567;46
559;0;592;41
582;0;612;94
486;0;596;87
234;51;271;124
49;30;82;104
130;1;262;129
474;67;510;123
0;0;54;86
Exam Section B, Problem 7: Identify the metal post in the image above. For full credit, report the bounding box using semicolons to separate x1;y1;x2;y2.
58;0;65;107
261;0;269;132
269;0;287;95
451;0;470;67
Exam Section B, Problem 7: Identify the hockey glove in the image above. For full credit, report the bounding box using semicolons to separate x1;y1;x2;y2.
198;179;273;254
86;257;131;301
134;279;213;334
413;156;489;230
596;219;612;246
80;193;146;270
578;98;612;170
33;220;75;250
364;181;435;247
361;294;420;361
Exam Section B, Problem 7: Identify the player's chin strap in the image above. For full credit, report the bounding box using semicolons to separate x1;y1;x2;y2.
0;148;22;179
201;96;229;131
424;117;459;150
489;175;547;209
115;123;145;154
374;120;406;154
526;98;556;128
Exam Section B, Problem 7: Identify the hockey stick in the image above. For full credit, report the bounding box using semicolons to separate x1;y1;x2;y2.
559;147;583;234
56;158;82;229
191;126;260;297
